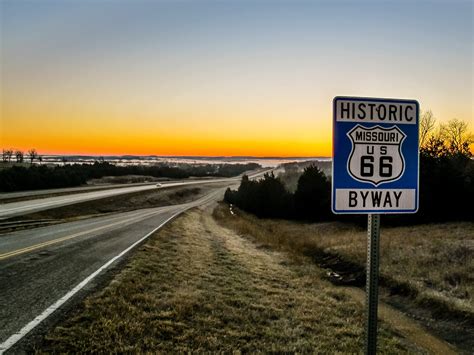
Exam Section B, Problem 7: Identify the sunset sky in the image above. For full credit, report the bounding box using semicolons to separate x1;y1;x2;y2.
1;0;473;157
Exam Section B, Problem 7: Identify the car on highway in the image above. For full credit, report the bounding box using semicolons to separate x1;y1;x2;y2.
156;183;162;187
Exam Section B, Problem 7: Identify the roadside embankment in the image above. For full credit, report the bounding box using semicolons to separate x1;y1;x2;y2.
214;203;474;352
36;206;425;353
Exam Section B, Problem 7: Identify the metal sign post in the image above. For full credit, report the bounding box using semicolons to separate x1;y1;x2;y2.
365;214;380;355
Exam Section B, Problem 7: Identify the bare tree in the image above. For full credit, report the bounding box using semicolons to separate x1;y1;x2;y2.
421;135;449;158
419;110;436;148
441;119;473;156
15;150;24;163
3;149;13;162
28;149;38;164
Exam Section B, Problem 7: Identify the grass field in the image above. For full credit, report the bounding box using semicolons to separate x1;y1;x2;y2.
36;206;426;353
213;203;474;350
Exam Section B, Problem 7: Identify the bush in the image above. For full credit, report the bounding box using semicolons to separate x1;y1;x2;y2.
225;173;293;219
294;166;331;221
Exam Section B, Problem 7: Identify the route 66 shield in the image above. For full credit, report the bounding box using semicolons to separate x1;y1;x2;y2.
347;125;406;186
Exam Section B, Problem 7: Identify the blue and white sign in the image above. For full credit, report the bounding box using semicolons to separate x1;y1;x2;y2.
332;96;419;214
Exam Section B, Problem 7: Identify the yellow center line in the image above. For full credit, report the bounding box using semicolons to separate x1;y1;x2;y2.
0;209;165;261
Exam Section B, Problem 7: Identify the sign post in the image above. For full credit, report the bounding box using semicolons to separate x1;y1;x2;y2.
366;213;380;354
332;96;419;354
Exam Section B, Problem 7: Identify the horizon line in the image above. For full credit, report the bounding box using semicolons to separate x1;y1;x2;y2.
36;154;332;159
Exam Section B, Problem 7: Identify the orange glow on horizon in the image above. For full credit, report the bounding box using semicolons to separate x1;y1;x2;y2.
1;94;334;157
0;134;333;158
2;97;472;158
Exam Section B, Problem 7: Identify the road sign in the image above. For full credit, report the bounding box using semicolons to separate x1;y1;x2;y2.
332;96;419;214
331;96;420;354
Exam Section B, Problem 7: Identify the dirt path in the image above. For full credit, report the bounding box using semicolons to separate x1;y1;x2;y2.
345;287;457;354
39;205;439;353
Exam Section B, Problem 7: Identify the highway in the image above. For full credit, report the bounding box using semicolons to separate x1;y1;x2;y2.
0;178;240;202
0;178;237;220
0;170;271;220
0;186;230;353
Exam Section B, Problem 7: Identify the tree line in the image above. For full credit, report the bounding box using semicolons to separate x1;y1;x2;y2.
2;148;40;164
225;116;474;224
0;161;260;192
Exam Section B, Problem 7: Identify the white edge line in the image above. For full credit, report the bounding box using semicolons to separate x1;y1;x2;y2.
0;210;184;354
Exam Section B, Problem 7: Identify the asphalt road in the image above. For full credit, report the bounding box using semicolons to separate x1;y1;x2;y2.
0;178;241;202
0;178;236;220
0;182;156;201
0;170;270;220
0;186;230;353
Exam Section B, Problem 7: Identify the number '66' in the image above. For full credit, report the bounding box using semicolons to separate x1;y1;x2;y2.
361;156;393;177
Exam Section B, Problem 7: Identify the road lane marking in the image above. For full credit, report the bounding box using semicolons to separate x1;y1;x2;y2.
0;209;186;354
0;208;170;260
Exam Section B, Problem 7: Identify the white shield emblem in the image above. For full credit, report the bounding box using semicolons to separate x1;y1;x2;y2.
347;125;406;186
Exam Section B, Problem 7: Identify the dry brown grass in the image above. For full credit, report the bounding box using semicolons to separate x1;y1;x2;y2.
37;207;420;353
214;203;474;322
